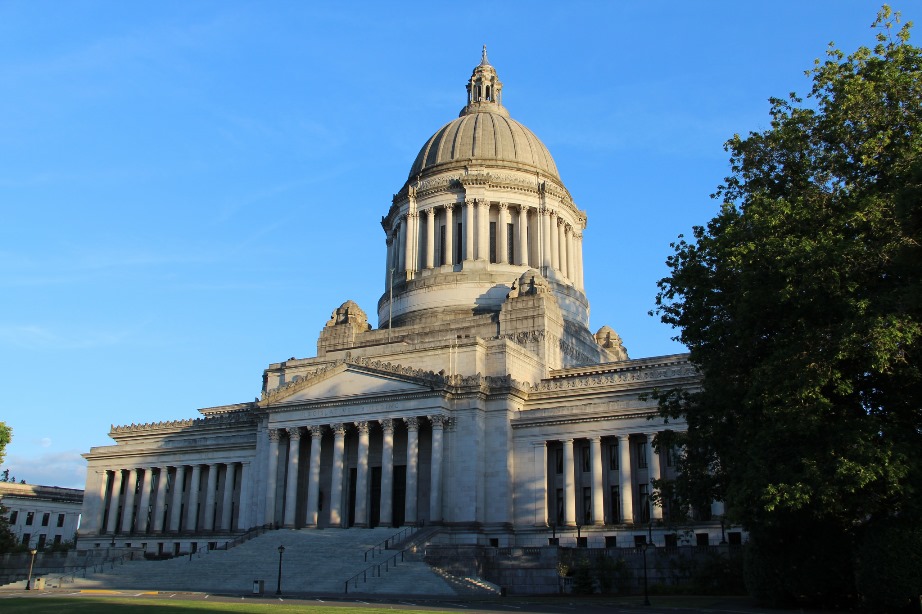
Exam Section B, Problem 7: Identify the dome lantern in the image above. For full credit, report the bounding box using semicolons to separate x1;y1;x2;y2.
461;45;507;118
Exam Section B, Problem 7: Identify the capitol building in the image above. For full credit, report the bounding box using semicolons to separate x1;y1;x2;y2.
78;50;719;554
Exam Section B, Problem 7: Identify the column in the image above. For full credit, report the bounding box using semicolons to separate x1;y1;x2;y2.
237;462;251;530
404;417;420;525
444;205;454;266
429;415;445;524
647;433;663;520
558;219;567;278
396;218;405;273
203;463;218;531
136;468;154;533
405;212;418;274
221;462;236;531
151;467;168;533
590;437;604;525
384;236;393;288
425;208;435;269
283;428;302;528
618;435;634;523
477;199;490;260
535;443;548;526
91;470;108;534
497;203;509;264
464;199;475;261
120;469;137;533
562;440;576;526
576;233;585;290
379;419;394;528
106;469;123;534
517;206;528;266
187;464;202;532
265;429;281;527
541;209;552;270
566;226;575;282
169;465;185;532
550;214;560;272
329;424;346;527
354;421;370;527
305;426;323;527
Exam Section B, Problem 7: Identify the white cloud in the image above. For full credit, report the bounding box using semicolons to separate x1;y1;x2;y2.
3;451;86;490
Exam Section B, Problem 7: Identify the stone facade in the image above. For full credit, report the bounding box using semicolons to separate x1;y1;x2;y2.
78;49;724;555
1;483;83;550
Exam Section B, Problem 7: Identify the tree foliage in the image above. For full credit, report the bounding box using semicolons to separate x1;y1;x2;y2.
0;422;10;468
653;6;921;606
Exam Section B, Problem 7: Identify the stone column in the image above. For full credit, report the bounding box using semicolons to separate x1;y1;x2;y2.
203;463;219;531
541;209;552;270
425;208;436;269
464;199;474;261
406;212;419;274
558;219;568;278
477;199;490;260
565;226;575;282
169;465;185;532
444;205;454;266
517;206;528;266
385;236;393;288
535;442;548;526
90;470;108;534
237;462;251;530
404;417;419;525
379;419;394;528
497;203;509;264
187;464;202;532
354;421;370;527
265;429;281;527
618;435;634;523
305;426;323;527
647;433;663;520
576;233;585;290
329;424;346;527
563;440;576;526
106;469;123;534
221;463;236;531
429;415;446;524
396;218;405;273
121;469;137;533
151;467;168;533
590;437;604;525
283;428;302;529
136;468;154;533
550;215;560;272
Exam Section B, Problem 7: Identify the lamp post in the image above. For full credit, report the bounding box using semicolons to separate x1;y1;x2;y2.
275;545;285;596
641;542;651;606
25;548;37;590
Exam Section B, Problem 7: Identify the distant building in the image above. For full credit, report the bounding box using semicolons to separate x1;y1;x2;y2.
0;483;83;549
78;50;725;555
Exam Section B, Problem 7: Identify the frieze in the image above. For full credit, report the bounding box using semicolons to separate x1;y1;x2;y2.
111;411;255;434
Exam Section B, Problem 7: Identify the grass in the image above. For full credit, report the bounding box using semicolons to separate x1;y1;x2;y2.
0;597;440;613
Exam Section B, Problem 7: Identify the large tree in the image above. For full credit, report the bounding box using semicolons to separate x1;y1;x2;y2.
653;7;921;607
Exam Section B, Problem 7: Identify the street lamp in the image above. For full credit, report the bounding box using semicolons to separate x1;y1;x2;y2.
25;548;37;590
641;541;652;606
275;545;285;596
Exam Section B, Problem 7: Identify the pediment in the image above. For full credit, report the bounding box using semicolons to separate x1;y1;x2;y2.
260;359;442;407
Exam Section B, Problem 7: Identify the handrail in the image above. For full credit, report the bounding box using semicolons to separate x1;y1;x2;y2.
48;552;135;587
345;548;407;594
363;525;417;562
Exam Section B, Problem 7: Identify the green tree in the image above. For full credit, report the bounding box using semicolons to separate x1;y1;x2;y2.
0;422;10;467
653;6;921;607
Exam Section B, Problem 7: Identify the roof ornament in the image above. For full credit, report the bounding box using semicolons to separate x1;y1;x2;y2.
480;44;490;66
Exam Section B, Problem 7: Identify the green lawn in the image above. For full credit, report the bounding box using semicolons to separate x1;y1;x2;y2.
0;597;438;613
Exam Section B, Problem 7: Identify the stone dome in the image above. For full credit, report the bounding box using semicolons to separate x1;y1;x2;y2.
407;46;560;181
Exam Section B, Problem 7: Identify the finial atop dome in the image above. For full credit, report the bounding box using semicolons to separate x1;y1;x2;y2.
461;46;507;117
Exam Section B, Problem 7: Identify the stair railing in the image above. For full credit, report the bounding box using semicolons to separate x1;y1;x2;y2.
344;548;407;594
46;552;134;587
363;525;417;562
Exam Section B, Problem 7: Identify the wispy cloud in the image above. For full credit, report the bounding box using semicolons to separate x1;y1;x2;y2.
0;324;131;351
2;451;87;490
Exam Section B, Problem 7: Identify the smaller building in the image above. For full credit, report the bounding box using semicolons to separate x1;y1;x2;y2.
0;483;83;549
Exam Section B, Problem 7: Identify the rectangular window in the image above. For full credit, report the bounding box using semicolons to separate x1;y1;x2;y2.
637;441;648;469
604;535;617;548
439;225;446;266
555;449;563;474
53;535;62;545
608;444;619;470
638;484;650;523
25;512;34;526
582;487;592;524
57;513;65;528
664;533;678;549
489;221;496;263
37;534;47;550
634;534;647;547
666;446;676;468
456;222;463;264
507;223;515;263
42;512;50;526
581;446;590;472
696;533;709;547
21;533;30;547
610;486;620;523
9;511;17;524
555;489;564;525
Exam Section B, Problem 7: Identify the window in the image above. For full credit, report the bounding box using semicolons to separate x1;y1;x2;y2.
696;533;709;547
489;221;496;263
638;484;650;523
439;225;446;265
637;441;648;468
728;532;743;546
456;222;463;264
581;446;590;472
37;534;47;550
53;535;62;545
9;511;17;524
555;449;563;474
608;444;619;471
666;446;676;468
664;533;678;550
506;223;514;263
21;534;30;547
25;512;34;526
610;486;620;523
42;512;50;526
57;513;65;528
555;489;564;525
582;487;592;524
633;534;647;547
604;535;617;548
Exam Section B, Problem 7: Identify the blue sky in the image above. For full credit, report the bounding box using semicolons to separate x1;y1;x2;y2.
1;1;915;488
